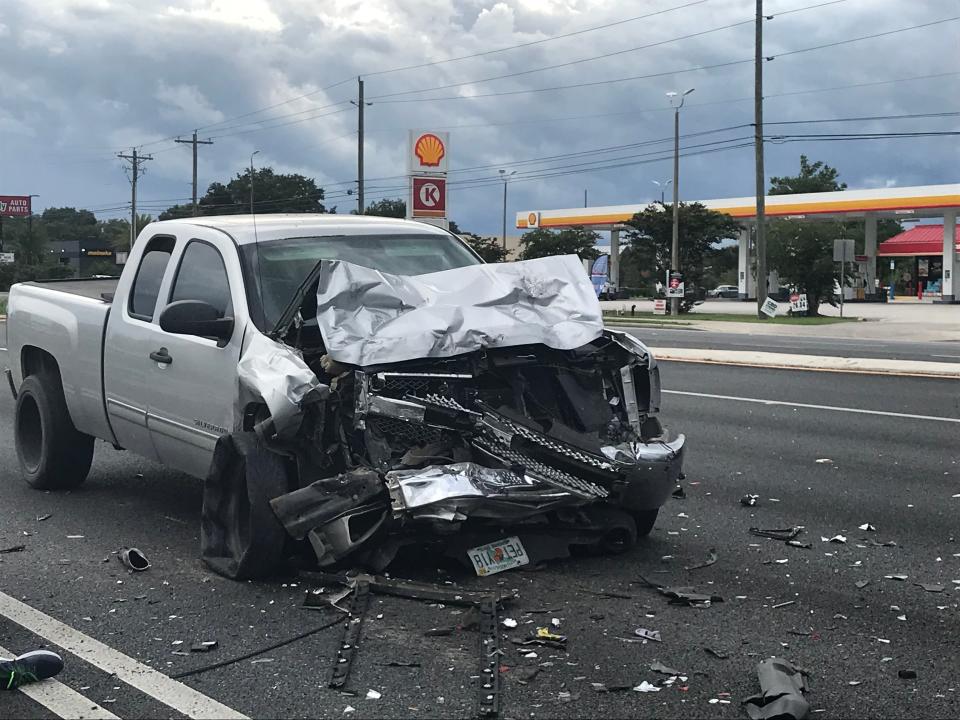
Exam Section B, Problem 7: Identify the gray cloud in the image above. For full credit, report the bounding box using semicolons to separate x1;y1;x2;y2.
1;0;957;233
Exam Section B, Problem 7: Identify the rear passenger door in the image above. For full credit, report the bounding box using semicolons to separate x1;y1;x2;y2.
144;231;246;479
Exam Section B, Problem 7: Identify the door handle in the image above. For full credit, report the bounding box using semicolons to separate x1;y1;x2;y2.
149;347;173;365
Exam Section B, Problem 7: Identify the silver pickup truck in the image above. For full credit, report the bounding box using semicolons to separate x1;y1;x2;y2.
7;214;684;576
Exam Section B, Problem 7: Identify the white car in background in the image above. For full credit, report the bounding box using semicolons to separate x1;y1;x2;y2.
708;284;739;298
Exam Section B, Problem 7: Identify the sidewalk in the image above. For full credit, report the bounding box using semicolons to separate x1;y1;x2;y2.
600;299;960;342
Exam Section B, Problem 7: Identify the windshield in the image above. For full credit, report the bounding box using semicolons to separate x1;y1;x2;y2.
241;232;481;329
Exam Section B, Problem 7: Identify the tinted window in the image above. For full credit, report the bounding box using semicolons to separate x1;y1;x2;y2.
170;241;233;318
129;237;174;320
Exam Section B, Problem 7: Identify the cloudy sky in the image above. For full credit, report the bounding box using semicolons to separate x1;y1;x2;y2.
1;0;957;235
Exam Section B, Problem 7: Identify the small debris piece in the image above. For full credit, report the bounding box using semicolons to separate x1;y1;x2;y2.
502;618;518;628
343;706;355;714
672;485;686;499
815;458;833;464
772;601;796;609
634;628;662;642
190;641;218;653
379;660;421;667
848;681;861;686
827;535;847;544
749;527;802;541
66;535;84;539
118;547;151;572
37;514;52;522
855;580;870;589
0;545;26;554
741;494;760;507
884;574;909;581
916;583;944;593
898;669;917;680
650;660;682;676
858;523;876;532
633;681;661;693
514;667;539;684
684;548;717;571
787;629;811;637
705;647;729;660
424;628;452;637
896;615;907;621
743;657;809;720
865;539;898;548
535;627;566;642
557;691;578;703
366;689;381;700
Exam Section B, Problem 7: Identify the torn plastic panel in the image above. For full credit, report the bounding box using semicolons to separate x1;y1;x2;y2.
313;255;603;366
237;332;329;438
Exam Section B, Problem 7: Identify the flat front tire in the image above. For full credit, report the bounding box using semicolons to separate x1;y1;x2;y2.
15;372;94;490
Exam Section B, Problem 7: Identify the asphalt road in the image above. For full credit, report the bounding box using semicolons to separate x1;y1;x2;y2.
611;325;960;364
2;363;960;719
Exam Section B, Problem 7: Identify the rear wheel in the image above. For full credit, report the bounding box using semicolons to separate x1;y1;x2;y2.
15;372;94;490
633;508;660;538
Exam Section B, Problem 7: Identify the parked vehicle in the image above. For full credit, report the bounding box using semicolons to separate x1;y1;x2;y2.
708;284;739;298
6;215;684;576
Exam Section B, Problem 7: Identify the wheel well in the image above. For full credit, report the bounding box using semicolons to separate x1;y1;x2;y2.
21;346;62;385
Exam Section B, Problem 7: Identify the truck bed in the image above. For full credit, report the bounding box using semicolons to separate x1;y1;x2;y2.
23;277;119;302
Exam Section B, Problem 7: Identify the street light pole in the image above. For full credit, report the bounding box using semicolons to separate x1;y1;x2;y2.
499;169;516;250
28;194;39;250
652;179;672;205
249;150;260;215
667;88;694;316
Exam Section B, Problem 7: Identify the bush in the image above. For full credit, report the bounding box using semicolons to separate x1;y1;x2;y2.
0;263;73;292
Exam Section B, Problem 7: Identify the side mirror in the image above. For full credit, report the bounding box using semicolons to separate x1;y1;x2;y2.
159;300;234;345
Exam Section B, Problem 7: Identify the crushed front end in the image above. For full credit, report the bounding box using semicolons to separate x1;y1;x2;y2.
232;256;685;574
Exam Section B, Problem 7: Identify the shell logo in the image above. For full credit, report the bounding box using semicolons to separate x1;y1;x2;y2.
414;133;445;167
527;212;539;227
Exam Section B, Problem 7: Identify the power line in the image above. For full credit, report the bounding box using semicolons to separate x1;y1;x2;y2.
368;0;847;102
369;15;960;104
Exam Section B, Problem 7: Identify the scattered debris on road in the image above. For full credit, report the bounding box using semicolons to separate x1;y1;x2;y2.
634;628;662;643
741;494;760;507
858;523;876;532
0;545;26;554
684;548;717;571
118;547;150;572
749;527;803;541
743;657;810;720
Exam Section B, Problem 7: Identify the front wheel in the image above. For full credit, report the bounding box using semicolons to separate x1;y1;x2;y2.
15;372;94;490
633;508;660;538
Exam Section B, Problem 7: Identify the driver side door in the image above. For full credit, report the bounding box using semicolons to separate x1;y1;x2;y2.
144;230;247;479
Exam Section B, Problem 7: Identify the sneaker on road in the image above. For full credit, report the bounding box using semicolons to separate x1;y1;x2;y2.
0;650;64;690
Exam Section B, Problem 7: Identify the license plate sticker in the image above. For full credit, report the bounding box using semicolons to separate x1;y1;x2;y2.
468;536;529;577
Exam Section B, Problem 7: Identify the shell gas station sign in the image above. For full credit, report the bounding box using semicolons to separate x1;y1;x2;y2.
408;131;449;225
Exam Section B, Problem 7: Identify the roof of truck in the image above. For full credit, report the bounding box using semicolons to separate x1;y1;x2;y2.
147;214;452;245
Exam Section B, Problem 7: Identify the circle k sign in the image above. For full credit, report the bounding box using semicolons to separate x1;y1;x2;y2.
411;176;446;217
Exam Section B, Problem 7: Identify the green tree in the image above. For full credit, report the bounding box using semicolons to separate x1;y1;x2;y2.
460;233;509;263
769;155;847;195
361;198;405;218
518;228;600;262
39;207;99;243
160;168;330;218
767;156;900;314
623;202;740;310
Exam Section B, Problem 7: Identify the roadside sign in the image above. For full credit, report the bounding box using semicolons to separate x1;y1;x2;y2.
0;252;15;264
761;297;779;317
0;196;31;218
653;299;667;315
666;272;684;298
789;292;808;313
409;130;449;173
833;238;855;262
410;176;446;218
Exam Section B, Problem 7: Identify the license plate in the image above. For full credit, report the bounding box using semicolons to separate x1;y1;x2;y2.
468;536;529;577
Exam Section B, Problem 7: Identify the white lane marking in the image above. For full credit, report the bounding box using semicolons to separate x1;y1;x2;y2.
0;644;120;720
663;389;960;424
931;354;960;359
0;592;247;720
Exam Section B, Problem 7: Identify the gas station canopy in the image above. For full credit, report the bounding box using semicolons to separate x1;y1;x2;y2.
516;183;960;302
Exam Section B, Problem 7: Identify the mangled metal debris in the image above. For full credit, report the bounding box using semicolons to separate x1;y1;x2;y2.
743;657;811;720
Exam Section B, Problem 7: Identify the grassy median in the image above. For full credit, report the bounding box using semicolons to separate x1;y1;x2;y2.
603;310;858;326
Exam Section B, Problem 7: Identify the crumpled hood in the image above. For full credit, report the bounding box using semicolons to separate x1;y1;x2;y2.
314;254;603;366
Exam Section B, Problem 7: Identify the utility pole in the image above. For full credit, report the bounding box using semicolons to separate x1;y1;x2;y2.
667;89;694;316
499;169;516;249
356;77;365;214
118;148;152;248
754;0;768;317
584;189;588;208
175;131;213;216
249;150;260;215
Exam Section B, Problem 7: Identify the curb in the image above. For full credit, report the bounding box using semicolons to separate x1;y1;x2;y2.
648;347;960;379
